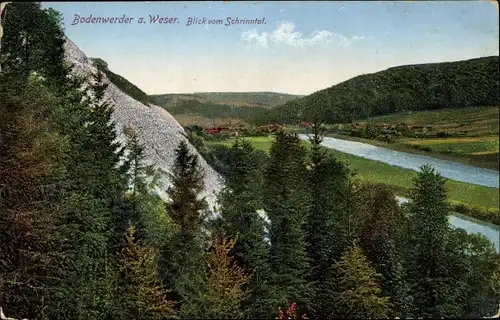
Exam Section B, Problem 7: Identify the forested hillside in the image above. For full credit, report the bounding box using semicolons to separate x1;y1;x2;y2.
256;56;500;124
150;91;302;127
90;57;152;106
151;91;302;108
1;2;499;320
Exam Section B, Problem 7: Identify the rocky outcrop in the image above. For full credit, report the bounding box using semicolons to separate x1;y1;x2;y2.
63;37;223;208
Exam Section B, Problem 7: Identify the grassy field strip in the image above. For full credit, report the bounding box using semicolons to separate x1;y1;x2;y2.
402;136;499;155
365;106;499;136
209;136;500;211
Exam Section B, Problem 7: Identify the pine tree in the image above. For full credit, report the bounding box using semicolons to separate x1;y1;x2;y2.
353;182;412;317
202;235;250;319
166;140;208;240
1;2;69;89
404;164;464;318
117;224;177;319
0;79;62;319
163;140;209;318
216;139;279;318
47;69;129;319
333;245;391;319
263;131;311;311
305;121;353;316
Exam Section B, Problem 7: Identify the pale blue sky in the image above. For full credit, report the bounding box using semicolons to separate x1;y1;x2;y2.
42;1;499;95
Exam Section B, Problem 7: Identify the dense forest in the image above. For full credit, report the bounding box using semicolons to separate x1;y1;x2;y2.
254;56;500;125
154;97;267;122
1;2;499;320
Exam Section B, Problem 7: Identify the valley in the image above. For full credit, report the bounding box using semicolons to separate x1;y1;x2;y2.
1;2;499;319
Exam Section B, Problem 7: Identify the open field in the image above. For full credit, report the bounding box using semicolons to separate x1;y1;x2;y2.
322;107;500;170
208;136;500;212
365;106;499;136
402;136;499;155
173;114;247;127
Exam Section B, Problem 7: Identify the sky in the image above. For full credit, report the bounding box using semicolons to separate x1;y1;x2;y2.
42;1;499;95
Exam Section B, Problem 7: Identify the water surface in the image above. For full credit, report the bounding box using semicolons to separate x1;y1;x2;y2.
298;134;499;188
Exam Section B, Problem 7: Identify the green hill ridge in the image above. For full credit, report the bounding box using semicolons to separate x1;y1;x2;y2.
257;56;499;124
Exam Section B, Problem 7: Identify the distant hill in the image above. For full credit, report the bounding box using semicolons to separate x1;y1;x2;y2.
150;91;303;108
90;58;152;106
149;91;303;126
257;56;499;124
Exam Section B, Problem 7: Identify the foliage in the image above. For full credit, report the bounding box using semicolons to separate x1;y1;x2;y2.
151;91;302;109
0;78;62;318
259;56;499;124
352;182;413;317
166;140;208;240
1;3;499;319
333;245;391;319
276;302;309;320
117;224;177;319
202;235;250;319
215;139;279;318
451;203;500;226
263;131;312;311
304;122;353;317
403;165;467;318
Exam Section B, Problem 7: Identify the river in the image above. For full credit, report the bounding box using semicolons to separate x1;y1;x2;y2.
296;134;499;252
298;134;499;188
395;196;500;252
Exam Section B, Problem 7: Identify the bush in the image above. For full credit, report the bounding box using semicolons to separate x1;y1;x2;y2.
376;134;396;143
451;203;500;226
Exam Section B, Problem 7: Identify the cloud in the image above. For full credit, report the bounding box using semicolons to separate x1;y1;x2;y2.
241;21;369;48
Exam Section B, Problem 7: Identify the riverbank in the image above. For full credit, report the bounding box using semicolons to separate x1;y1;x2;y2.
208;136;499;226
325;133;499;171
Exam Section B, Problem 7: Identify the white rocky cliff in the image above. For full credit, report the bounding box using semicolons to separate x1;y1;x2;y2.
63;37;223;208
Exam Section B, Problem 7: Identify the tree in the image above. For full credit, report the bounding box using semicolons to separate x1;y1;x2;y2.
304;121;353;317
1;2;69;89
46;70;129;319
404;164;464;318
162;140;210;318
166;140;208;240
117;224;177;319
216;139;279;318
202;235;250;319
353;182;413;317
0;79;63;319
333;245;391;319
446;228;499;318
263;131;311;311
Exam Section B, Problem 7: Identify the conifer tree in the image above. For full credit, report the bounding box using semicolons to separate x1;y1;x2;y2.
1;2;69;89
166;140;208;240
117;224;177;320
48;69;129;319
0;80;62;319
404;164;464;318
217;139;279;318
305;121;353;316
202;235;250;319
353;182;413;317
333;245;391;319
163;140;209;318
263;131;311;311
